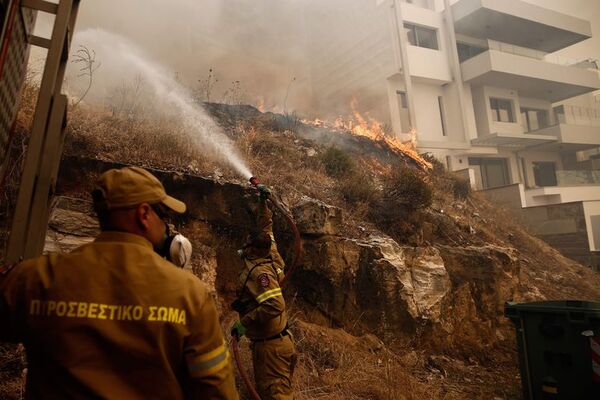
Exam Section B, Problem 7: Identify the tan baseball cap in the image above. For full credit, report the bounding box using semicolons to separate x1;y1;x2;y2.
93;167;186;213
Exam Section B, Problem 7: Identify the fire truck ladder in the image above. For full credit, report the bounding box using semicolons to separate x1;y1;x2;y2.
6;0;80;263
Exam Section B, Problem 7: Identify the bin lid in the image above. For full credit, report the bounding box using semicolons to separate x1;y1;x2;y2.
505;300;600;319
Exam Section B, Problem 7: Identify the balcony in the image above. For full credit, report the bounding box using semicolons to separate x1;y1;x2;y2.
556;170;600;186
452;0;592;52
524;184;600;207
471;131;557;149
527;106;600;150
461;49;600;102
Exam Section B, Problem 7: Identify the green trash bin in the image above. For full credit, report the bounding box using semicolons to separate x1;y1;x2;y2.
505;300;600;400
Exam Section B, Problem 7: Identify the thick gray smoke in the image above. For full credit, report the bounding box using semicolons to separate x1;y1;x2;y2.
66;0;312;113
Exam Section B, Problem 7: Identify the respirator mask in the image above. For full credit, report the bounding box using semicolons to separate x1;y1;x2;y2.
153;211;193;270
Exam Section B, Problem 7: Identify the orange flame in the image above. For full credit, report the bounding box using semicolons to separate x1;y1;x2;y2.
256;97;266;113
303;98;432;170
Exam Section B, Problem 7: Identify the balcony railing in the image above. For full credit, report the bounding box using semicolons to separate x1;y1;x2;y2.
556;170;600;186
487;40;600;70
400;0;434;11
554;105;600;127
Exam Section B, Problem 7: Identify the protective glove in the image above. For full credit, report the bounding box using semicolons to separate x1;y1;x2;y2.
231;320;247;339
256;184;271;199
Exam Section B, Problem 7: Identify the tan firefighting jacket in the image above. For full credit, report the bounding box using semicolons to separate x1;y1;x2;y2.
236;200;287;340
0;231;238;400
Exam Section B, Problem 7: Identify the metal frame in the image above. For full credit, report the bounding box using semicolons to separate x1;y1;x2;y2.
6;0;80;262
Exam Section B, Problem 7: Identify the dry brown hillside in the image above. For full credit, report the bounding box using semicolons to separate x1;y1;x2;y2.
2;97;600;400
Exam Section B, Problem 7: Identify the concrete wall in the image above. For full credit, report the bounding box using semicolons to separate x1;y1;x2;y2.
518;202;600;269
480;186;600;269
471;86;489;136
525;186;600;206
412;82;446;141
481;183;525;209
583;201;600;252
462;84;478;140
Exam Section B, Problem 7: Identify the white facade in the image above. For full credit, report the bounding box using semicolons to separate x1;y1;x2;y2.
305;0;600;257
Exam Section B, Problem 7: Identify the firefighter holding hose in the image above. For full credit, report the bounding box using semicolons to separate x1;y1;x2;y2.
231;182;296;400
0;167;238;399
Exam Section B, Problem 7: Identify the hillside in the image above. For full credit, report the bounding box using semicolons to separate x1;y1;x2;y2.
2;98;600;400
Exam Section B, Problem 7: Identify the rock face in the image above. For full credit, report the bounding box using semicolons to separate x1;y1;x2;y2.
44;198;99;253
296;234;451;335
292;196;343;236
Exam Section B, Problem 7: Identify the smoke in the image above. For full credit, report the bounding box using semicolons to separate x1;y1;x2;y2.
72;29;253;179
67;0;312;113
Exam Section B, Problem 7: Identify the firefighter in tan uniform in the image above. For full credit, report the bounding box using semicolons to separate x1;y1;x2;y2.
231;186;296;400
0;167;238;399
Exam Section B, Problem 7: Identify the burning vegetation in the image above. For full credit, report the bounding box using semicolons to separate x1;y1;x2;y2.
302;98;432;172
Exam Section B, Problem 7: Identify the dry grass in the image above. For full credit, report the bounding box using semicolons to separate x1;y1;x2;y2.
0;345;26;400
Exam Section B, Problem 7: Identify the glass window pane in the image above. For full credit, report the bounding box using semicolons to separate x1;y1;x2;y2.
533;162;557;187
416;26;438;50
521;110;529;131
457;43;470;62
537;110;549;128
404;24;416;46
528;110;539;130
490;98;514;122
490;98;499;121
554;106;566;124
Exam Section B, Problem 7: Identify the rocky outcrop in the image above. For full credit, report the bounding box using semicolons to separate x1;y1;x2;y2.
292;196;343;236
44;198;99;253
296;234;451;335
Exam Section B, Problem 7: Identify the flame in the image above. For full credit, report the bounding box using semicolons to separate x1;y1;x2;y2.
256;97;266;113
302;98;432;170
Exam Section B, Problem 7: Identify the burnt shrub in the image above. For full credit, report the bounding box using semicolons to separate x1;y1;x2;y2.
451;176;472;199
382;166;433;210
338;171;379;205
321;147;355;178
369;165;433;241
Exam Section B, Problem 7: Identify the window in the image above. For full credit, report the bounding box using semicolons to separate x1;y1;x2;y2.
533;162;557;187
396;90;410;132
490;98;515;123
438;96;447;136
521;108;550;132
457;43;486;62
404;23;438;50
553;106;566;124
469;158;511;189
397;91;408;108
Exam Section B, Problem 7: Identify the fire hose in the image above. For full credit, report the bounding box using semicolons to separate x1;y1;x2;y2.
230;176;302;400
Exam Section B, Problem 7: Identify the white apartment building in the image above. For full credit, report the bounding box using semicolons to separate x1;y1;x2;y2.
304;0;600;268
